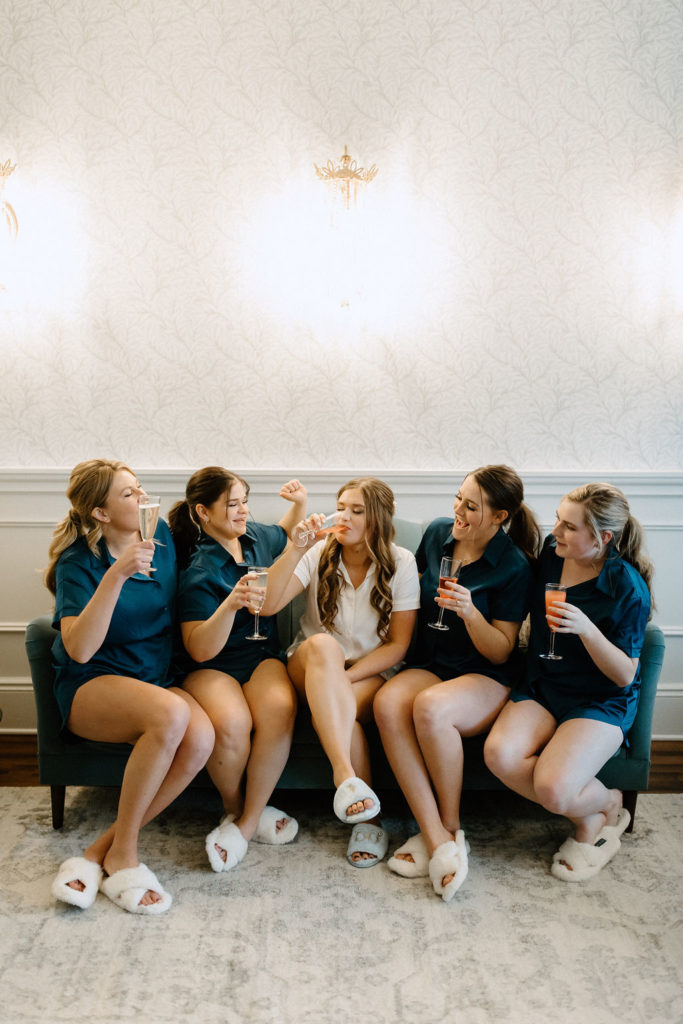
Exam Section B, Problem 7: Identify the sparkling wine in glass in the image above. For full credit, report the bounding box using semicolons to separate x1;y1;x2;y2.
138;495;160;573
539;582;566;660
292;512;348;548
245;567;268;640
428;556;464;631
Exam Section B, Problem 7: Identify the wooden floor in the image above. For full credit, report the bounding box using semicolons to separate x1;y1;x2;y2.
1;734;682;790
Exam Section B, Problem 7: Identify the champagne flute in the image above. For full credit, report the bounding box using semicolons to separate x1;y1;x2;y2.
292;512;348;548
428;556;464;631
540;582;566;660
138;495;160;573
245;567;268;640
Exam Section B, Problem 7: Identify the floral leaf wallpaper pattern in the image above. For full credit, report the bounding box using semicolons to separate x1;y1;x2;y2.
0;0;681;470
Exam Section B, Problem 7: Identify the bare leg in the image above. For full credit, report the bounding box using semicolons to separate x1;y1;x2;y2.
288;635;383;818
532;719;624;843
235;660;297;840
67;678;214;904
412;673;510;886
414;674;509;842
485;703;624;843
375;668;451;855
484;698;558;804
183;668;252;818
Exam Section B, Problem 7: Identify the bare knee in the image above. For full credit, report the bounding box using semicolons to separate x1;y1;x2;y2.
149;691;192;750
254;687;297;733
533;771;575;817
213;705;253;754
483;730;516;781
374;681;413;733
412;686;452;739
299;633;344;670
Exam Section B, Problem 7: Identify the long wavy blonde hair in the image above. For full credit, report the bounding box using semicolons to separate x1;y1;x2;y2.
318;477;397;642
44;459;134;595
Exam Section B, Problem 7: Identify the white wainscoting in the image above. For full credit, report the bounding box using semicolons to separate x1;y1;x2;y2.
1;468;681;737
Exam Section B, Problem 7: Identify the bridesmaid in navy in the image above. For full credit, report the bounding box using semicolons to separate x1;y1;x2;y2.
169;468;306;875
48;459;213;915
485;482;652;881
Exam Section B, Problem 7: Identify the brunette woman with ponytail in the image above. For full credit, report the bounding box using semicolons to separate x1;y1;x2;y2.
168;469;307;875
47;460;214;916
484;482;652;883
374;465;541;902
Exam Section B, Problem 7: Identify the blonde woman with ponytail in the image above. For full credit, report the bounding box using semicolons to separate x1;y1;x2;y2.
47;460;214;916
374;465;541;902
261;478;420;868
485;482;652;883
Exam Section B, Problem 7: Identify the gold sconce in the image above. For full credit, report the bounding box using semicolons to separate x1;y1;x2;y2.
1;159;18;293
314;145;378;210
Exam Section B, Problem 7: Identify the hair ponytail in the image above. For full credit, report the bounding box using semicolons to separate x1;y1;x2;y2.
169;466;249;571
468;465;542;563
564;482;654;604
168;499;201;570
506;502;543;564
44;459;133;595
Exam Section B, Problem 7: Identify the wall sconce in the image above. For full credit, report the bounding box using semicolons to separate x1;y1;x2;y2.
314;145;378;211
1;159;18;293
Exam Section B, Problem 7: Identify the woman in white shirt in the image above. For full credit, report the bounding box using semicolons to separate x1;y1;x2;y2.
262;477;419;867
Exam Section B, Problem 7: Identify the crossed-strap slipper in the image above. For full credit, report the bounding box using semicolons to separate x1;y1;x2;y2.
551;808;631;882
52;856;103;909
346;822;389;868
429;830;469;903
206;817;248;873
99;863;172;915
387;833;429;878
252;805;299;845
332;776;381;824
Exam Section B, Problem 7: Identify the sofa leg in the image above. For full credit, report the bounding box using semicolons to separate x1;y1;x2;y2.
51;785;65;829
622;790;637;832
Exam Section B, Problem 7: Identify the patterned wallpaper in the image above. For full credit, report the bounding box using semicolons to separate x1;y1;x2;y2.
0;0;681;472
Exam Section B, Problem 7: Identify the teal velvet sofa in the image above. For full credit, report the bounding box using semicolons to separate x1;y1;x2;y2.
24;517;665;830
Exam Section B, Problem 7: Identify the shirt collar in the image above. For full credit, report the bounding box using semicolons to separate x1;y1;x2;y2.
548;537;620;593
441;523;509;566
196;526;256;567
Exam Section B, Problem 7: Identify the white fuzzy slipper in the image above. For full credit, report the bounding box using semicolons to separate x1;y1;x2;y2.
429;831;469;902
252;805;299;845
551;808;631;882
332;777;380;824
347;823;389;868
100;863;172;915
206;819;248;872
388;833;430;878
52;856;103;909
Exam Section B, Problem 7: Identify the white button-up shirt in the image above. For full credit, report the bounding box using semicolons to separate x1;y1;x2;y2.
289;542;420;663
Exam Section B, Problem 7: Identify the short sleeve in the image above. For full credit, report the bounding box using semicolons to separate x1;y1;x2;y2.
251;522;288;563
608;570;650;658
177;568;224;623
488;556;533;623
293;544;320;589
390;547;421;612
53;554;97;627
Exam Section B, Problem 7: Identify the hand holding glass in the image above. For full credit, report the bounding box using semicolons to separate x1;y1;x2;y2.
540;582;566;660
245;568;268;641
138;495;160;572
429;556;464;631
292;513;348;548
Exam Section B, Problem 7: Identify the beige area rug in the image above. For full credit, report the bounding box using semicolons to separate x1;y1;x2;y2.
0;786;681;1024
